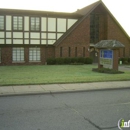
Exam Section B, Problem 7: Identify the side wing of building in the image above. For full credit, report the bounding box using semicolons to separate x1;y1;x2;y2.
0;9;79;65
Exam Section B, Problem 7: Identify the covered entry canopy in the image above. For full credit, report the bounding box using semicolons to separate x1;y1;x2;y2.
94;40;125;49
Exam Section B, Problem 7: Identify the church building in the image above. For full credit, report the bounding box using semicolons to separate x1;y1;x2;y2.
0;1;130;65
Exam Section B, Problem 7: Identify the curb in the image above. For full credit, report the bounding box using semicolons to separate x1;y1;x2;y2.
0;86;130;97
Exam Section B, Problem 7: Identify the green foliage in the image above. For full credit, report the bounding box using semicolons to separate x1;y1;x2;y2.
84;57;93;64
64;58;71;64
119;57;129;64
78;57;85;63
46;58;56;65
55;58;64;65
128;58;130;63
71;58;78;63
47;57;93;65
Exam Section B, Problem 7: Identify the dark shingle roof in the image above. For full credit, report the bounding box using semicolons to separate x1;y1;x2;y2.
94;40;125;49
75;1;101;15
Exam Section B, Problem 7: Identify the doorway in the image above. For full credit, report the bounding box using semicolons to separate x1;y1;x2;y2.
90;48;98;63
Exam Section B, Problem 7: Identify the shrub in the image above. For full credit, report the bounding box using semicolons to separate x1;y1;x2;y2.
55;58;64;64
124;58;128;64
128;58;130;63
71;58;78;63
47;58;56;65
84;57;93;64
64;58;71;64
119;57;129;64
47;57;93;65
78;57;85;63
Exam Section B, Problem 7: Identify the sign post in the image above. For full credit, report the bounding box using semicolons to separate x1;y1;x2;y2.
94;40;125;71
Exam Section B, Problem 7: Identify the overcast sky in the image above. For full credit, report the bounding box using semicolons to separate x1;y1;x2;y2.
0;0;130;36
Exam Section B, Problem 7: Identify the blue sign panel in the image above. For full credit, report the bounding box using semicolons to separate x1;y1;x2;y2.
100;50;113;59
100;49;113;69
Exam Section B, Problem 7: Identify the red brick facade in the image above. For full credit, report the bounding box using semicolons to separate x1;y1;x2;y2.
55;16;90;58
0;2;130;66
0;46;55;65
107;14;130;57
55;5;130;60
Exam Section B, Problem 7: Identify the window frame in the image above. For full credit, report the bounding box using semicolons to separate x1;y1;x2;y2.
83;47;85;57
13;16;23;31
29;47;41;62
68;47;71;57
75;47;77;57
90;13;99;43
0;15;5;30
12;47;25;62
0;48;1;63
30;17;40;31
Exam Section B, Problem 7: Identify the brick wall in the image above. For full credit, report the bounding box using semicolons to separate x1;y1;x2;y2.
99;14;107;40
1;47;12;65
55;16;90;58
0;46;55;66
93;4;108;41
107;14;130;57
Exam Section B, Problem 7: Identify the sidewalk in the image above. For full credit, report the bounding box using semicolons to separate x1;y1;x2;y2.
0;81;130;96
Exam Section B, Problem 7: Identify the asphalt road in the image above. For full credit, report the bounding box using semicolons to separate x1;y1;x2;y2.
0;89;130;130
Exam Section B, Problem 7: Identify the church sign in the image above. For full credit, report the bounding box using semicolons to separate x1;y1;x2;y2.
100;49;113;69
95;40;125;71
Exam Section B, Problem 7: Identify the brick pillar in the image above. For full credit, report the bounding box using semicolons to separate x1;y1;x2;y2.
24;47;29;64
2;47;12;65
113;49;118;71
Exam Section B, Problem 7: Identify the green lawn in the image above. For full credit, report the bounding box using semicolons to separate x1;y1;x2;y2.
0;65;130;86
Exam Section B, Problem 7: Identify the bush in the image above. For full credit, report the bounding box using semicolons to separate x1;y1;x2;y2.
71;58;78;63
124;58;128;64
47;58;56;65
128;58;130;63
84;57;93;64
119;57;129;64
64;58;71;64
47;57;93;65
78;57;85;63
55;58;64;65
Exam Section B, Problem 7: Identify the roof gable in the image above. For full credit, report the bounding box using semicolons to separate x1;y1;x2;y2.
75;1;101;15
54;1;130;46
54;1;101;46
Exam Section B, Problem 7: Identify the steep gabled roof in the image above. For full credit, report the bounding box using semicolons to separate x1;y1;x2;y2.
54;0;130;46
76;1;101;15
54;1;101;46
95;40;125;49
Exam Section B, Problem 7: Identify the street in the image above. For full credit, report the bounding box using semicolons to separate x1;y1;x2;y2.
0;89;130;130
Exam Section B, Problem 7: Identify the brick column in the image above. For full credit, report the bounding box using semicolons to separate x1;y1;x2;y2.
113;49;118;71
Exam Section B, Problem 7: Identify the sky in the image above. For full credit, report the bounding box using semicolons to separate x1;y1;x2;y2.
0;0;130;36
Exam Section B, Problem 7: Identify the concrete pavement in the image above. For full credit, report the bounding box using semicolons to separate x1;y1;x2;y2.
0;81;130;96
